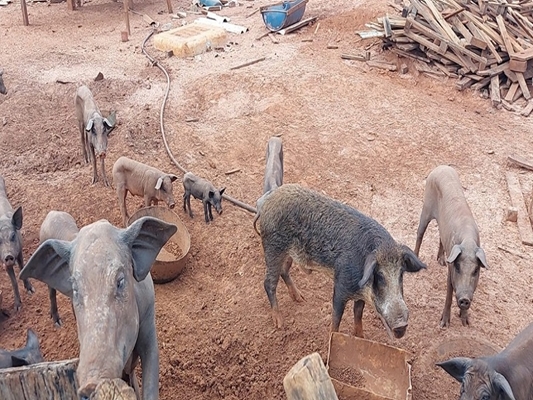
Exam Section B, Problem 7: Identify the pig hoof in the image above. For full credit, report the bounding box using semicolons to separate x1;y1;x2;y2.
437;256;446;266
439;316;450;328
25;284;35;294
353;329;364;338
271;312;283;329
289;287;305;303
54;319;63;328
14;304;21;313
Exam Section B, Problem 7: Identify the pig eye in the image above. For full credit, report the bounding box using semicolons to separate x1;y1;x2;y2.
117;276;125;291
472;267;480;277
375;271;386;287
480;395;489;400
10;232;16;242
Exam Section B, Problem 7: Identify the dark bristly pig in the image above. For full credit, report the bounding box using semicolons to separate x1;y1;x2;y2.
0;329;44;369
183;172;225;224
39;210;80;326
112;156;179;227
253;137;284;235
0;176;34;312
75;85;115;187
258;184;426;338
20;216;177;400
0;69;6;95
437;321;533;400
414;165;488;328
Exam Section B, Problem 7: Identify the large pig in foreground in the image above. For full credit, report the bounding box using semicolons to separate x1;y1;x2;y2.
437;321;533;400
0;329;44;369
20;216;177;400
414;165;488;328
75;85;115;187
258;184;426;338
39;210;79;326
0;69;7;95
112;157;179;227
0;176;34;312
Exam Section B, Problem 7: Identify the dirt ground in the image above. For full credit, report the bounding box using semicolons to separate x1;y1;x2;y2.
1;0;533;398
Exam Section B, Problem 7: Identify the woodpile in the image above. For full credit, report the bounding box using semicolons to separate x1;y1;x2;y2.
360;0;533;115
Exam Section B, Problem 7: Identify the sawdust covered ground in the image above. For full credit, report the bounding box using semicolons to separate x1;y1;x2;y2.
1;0;533;398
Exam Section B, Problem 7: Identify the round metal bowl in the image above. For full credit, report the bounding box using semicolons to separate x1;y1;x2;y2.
127;206;191;284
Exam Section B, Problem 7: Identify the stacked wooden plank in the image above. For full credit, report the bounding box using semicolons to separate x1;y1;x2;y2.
360;0;533;115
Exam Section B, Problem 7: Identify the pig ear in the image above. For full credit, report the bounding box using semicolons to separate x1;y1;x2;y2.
85;119;94;132
19;239;73;297
104;110;116;129
169;175;178;183
121;216;177;282
26;329;40;350
401;245;427;272
493;372;516;400
436;357;472;382
12;206;23;230
11;356;29;368
446;245;463;264
476;247;489;269
155;177;163;190
219;187;226;195
359;252;377;288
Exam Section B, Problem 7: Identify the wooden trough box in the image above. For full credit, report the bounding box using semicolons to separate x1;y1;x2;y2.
0;358;136;400
327;333;412;400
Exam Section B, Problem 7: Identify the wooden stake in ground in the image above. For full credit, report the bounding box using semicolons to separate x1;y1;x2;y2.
21;0;29;26
230;57;266;70
506;172;533;246
283;352;339;400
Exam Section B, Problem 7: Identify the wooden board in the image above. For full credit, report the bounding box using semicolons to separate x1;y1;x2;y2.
506;172;533;247
0;359;79;400
283;352;339;400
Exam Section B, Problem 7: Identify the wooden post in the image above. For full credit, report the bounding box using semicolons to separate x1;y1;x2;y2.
283;353;339;400
0;359;79;400
123;0;131;35
21;0;29;26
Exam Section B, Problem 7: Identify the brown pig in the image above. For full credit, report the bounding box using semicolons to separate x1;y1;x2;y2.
20;216;177;400
75;85;115;187
414;165;488;328
0;176;34;312
112;156;179;227
39;210;79;326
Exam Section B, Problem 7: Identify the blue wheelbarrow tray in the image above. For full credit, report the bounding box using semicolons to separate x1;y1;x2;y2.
260;0;309;32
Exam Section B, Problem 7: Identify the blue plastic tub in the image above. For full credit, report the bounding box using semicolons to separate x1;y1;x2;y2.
260;0;308;32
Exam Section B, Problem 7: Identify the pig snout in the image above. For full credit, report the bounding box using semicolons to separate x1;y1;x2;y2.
392;323;408;339
4;254;15;267
457;295;472;310
78;382;97;400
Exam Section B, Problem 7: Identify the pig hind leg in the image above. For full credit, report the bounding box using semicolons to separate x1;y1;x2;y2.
414;207;432;256
280;256;305;302
353;300;365;338
117;185;129;226
183;192;194;218
263;250;288;328
49;287;62;326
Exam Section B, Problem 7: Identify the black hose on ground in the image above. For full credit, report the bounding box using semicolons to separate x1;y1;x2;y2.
141;28;257;215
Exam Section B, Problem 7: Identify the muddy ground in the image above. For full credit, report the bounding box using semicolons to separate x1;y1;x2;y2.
1;0;533;398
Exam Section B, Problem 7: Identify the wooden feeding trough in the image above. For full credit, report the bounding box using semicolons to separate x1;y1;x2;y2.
260;0;308;32
327;332;412;400
128;206;191;284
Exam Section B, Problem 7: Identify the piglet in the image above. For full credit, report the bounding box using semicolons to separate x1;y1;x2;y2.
112;156;178;227
437;321;533;400
0;176;34;312
183;172;225;224
75;85;115;187
0;329;44;369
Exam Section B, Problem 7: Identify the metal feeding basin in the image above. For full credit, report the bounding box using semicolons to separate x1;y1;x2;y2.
128;206;191;284
327;332;412;400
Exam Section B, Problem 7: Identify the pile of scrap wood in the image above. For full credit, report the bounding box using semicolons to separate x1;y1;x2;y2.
359;0;533;116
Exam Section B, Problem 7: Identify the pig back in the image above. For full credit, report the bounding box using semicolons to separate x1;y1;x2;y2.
259;184;394;266
40;211;79;243
426;166;480;249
